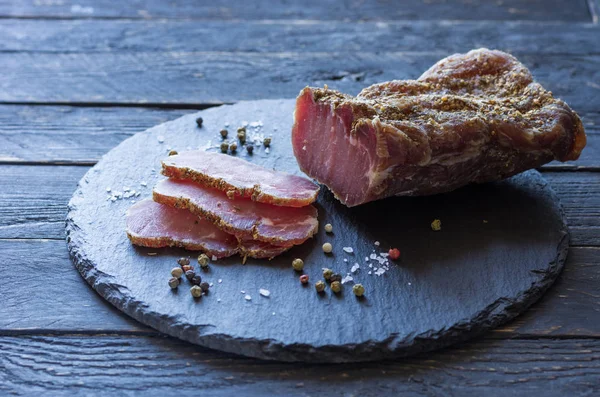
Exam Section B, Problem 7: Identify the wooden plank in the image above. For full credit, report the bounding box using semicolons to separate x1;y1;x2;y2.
2;19;600;55
0;0;592;21
1;335;599;396
0;105;597;167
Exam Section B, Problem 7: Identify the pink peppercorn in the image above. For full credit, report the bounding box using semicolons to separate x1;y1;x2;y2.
388;248;401;260
300;274;309;284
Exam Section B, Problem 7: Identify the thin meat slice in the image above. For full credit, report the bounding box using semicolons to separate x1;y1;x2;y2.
126;199;292;259
126;199;238;258
162;151;319;207
292;48;586;207
153;178;318;246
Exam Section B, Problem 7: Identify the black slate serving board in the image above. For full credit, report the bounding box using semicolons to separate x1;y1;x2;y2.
66;99;569;363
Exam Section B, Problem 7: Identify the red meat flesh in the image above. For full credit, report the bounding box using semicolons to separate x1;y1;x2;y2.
162;151;319;207
153;179;318;246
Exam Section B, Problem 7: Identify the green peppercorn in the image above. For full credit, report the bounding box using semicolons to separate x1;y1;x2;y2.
195;117;203;128
246;145;254;154
220;142;229;153
168;150;178;156
229;142;238;153
190;275;202;286
200;281;210;292
190;285;203;298
171;267;183;279
263;137;272;147
220;129;228;138
352;284;365;297
315;280;326;293
197;253;209;268
237;127;246;144
292;258;304;271
331;281;341;293
168;277;180;289
177;257;190;267
185;270;196;281
330;273;342;283
323;268;333;281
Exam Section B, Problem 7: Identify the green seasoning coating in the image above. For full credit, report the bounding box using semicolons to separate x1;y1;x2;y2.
331;281;341;293
352;284;365;297
292;258;304;271
190;285;203;298
315;280;326;292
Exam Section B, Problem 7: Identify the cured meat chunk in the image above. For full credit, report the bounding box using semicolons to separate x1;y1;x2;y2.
153;179;318;246
126;199;238;258
292;48;586;207
126;199;292;259
162;151;319;207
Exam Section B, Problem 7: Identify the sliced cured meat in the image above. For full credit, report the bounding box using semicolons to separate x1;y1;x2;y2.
153;179;318;246
126;199;292;259
292;48;586;207
126;199;238;258
162;150;319;207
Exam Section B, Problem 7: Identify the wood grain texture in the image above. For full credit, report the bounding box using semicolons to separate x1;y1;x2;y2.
0;0;592;21
1;239;598;337
1;335;599;396
2;19;599;55
0;52;598;109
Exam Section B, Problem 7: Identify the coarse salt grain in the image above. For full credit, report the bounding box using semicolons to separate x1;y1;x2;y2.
375;268;386;276
218;279;222;283
259;289;270;297
342;247;354;254
157;136;165;143
351;263;360;273
343;258;348;263
374;241;380;246
341;275;353;284
244;294;252;301
140;181;147;187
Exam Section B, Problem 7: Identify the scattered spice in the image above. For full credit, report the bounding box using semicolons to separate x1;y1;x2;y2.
200;282;210;292
342;247;354;254
292;258;304;271
185;270;196;281
331;281;341;293
352;284;365;297
229;142;238;153
182;265;193;273
323;268;333;281
168;277;180;289
244;294;252;301
220;142;229;153
351;263;360;273
341;275;353;284
324;223;333;233
190;275;202;286
431;219;442;231
388;248;401;260
315;280;326;292
220;129;228;138
195;117;203;128
168;150;178;156
259;288;270;297
322;242;333;254
190;285;203;298
300;274;309;284
263;137;272;147
237;127;247;144
330;273;342;283
177;257;190;267
246;144;254;154
197;254;209;268
171;267;183;279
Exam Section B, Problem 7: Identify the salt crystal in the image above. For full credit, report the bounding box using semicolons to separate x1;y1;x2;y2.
209;283;214;287
106;187;111;192
265;147;270;154
241;290;246;294
341;275;353;284
140;181;147;187
343;259;348;263
380;252;389;258
244;294;252;301
217;299;221;302
351;263;360;273
368;271;372;275
218;279;223;283
242;121;249;127
342;247;354;254
212;255;217;261
370;253;377;260
272;312;276;316
157;136;165;143
365;257;369;261
375;268;386;276
374;241;380;246
259;289;270;297
408;282;412;286
123;186;131;192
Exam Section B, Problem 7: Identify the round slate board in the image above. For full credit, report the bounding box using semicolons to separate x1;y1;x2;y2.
66;99;569;363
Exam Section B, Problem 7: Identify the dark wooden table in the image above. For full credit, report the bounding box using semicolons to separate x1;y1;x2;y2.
1;1;599;395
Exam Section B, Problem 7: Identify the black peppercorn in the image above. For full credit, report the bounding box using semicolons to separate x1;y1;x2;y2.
195;117;203;128
220;129;228;138
200;282;210;292
330;273;342;283
190;275;202;285
185;270;196;281
177;257;190;267
246;145;254;154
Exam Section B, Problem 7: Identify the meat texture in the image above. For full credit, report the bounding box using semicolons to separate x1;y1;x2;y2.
153;179;319;246
162;151;319;207
126;199;292;259
292;48;586;207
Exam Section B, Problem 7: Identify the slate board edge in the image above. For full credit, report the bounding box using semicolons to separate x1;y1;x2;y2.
65;101;570;363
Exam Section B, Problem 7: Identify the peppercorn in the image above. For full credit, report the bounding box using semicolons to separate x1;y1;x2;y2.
171;267;183;279
322;242;333;253
182;265;193;273
315;280;326;293
220;142;229;153
300;274;309;284
168;150;178;156
324;223;333;233
195;117;203;128
229;142;238;153
388;248;401;260
246;145;254;154
177;257;190;267
190;285;203;298
331;281;341;293
190;275;202;286
168;277;180;289
197;253;209;268
237;127;246;144
220;129;228;138
200;281;210;292
431;219;442;231
323;268;333;281
185;270;196;281
330;273;342;283
352;284;365;297
292;258;304;271
263;137;271;147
